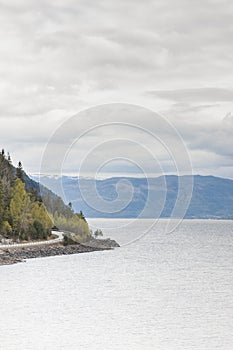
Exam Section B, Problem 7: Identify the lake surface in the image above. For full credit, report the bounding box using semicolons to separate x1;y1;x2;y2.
0;219;233;349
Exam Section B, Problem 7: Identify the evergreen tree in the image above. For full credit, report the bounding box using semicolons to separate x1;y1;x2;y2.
16;161;24;181
7;152;12;164
78;210;87;222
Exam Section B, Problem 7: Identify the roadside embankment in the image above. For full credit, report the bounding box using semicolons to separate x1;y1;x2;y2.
0;238;120;266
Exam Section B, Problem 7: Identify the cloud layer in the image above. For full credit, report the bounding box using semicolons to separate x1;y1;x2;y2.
0;0;233;178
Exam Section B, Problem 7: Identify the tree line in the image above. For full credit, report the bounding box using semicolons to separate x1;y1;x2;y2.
0;149;90;242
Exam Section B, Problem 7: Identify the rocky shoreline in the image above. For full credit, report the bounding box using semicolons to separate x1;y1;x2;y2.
0;238;120;266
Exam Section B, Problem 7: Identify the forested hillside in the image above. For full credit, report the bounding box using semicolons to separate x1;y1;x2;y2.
0;149;90;242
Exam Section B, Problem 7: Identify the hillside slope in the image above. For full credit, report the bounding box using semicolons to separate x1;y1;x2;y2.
34;174;233;219
0;150;90;242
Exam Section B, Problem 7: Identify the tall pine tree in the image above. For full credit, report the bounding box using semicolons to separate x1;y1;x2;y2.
16;161;24;181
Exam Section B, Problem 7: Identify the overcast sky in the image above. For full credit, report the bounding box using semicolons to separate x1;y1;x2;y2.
1;0;233;179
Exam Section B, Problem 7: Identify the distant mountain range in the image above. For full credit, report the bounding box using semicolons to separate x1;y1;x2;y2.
30;175;233;219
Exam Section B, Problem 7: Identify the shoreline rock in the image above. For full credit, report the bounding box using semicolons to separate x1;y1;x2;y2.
0;238;120;266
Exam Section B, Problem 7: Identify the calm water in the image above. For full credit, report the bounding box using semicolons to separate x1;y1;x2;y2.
0;219;233;350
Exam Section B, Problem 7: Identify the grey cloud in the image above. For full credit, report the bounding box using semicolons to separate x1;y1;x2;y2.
1;0;233;96
0;0;233;178
170;110;233;158
147;88;233;103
